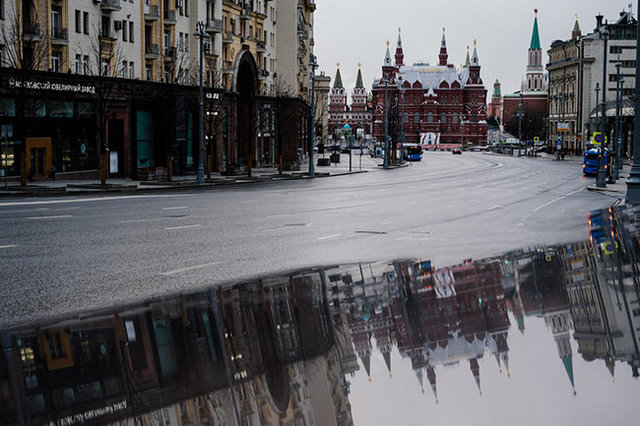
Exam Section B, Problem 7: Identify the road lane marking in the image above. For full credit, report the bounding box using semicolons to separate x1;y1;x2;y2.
26;215;73;220
162;206;188;210
161;261;222;276
318;234;341;241
487;205;503;211
164;224;202;230
119;218;162;223
516;187;586;228
0;194;193;208
0;245;18;249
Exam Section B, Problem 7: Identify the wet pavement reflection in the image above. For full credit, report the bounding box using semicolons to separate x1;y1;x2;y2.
1;203;639;425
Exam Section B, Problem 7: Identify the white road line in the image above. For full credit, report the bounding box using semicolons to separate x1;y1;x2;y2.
162;206;188;210
119;218;161;223
164;224;202;230
161;261;222;276
0;245;18;249
26;215;73;220
517;187;586;228
318;234;341;241
0;194;193;208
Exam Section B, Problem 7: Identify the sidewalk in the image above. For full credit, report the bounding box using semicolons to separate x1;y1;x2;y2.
0;150;386;197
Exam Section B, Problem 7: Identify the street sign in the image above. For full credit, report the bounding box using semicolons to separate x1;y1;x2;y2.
557;122;570;132
557;136;562;148
533;136;539;143
592;132;603;145
617;136;622;146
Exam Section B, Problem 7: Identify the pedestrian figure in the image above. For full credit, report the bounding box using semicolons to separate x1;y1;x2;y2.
561;150;565;160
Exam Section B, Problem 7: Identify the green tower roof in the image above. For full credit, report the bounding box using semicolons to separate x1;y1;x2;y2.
530;13;541;50
355;66;364;88
333;65;343;89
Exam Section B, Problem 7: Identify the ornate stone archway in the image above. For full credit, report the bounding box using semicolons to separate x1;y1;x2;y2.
233;50;258;170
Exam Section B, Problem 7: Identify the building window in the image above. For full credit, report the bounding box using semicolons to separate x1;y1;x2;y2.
122;60;127;77
75;54;81;73
146;65;152;80
441;112;446;123
129;21;134;42
129;61;134;79
414;112;419;124
610;46;623;54
83;12;89;34
83;55;89;74
75;10;81;33
428;112;433;123
102;16;111;38
51;52;61;72
101;58;110;75
184;34;189;52
123;20;128;41
0;0;4;20
452;112;458;123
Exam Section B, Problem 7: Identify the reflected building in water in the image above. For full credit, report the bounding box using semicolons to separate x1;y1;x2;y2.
1;203;639;425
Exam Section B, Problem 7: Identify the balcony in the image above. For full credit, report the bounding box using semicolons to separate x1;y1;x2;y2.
164;46;177;61
239;8;251;20
50;27;69;46
206;18;223;34
163;10;176;25
145;43;160;60
100;0;122;12
22;23;42;42
144;4;160;21
256;40;266;52
222;31;233;44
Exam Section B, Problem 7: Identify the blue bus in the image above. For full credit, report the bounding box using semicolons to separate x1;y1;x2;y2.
583;148;608;175
403;144;423;161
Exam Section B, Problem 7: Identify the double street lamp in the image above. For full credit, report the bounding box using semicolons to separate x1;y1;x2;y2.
383;75;390;169
613;59;623;180
309;54;318;177
194;21;210;184
596;25;609;188
517;101;524;157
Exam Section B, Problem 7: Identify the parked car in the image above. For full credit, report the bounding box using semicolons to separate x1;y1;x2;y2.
452;148;462;155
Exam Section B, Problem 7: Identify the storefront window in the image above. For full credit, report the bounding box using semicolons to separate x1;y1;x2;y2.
136;110;155;169
25;100;46;117
77;102;94;117
0;98;15;116
48;101;73;118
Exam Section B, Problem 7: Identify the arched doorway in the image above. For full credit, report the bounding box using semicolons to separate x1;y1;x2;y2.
234;51;258;170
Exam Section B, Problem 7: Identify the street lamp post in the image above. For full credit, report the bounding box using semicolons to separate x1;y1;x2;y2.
556;93;564;161
628;0;640;202
400;87;405;163
383;76;390;169
461;114;466;150
194;21;210;184
309;54;318;177
613;59;622;180
517;101;524;157
596;25;609;188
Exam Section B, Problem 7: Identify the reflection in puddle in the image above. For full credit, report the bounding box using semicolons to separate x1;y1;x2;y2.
0;204;638;425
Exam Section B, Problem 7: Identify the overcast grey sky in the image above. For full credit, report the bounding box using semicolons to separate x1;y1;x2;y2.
314;1;628;99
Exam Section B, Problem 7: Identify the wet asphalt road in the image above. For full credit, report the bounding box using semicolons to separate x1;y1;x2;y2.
0;152;616;327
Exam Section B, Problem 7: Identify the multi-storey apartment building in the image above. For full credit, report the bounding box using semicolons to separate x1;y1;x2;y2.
0;0;314;181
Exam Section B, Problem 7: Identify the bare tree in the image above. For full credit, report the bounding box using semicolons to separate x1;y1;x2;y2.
80;23;127;184
0;2;51;184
